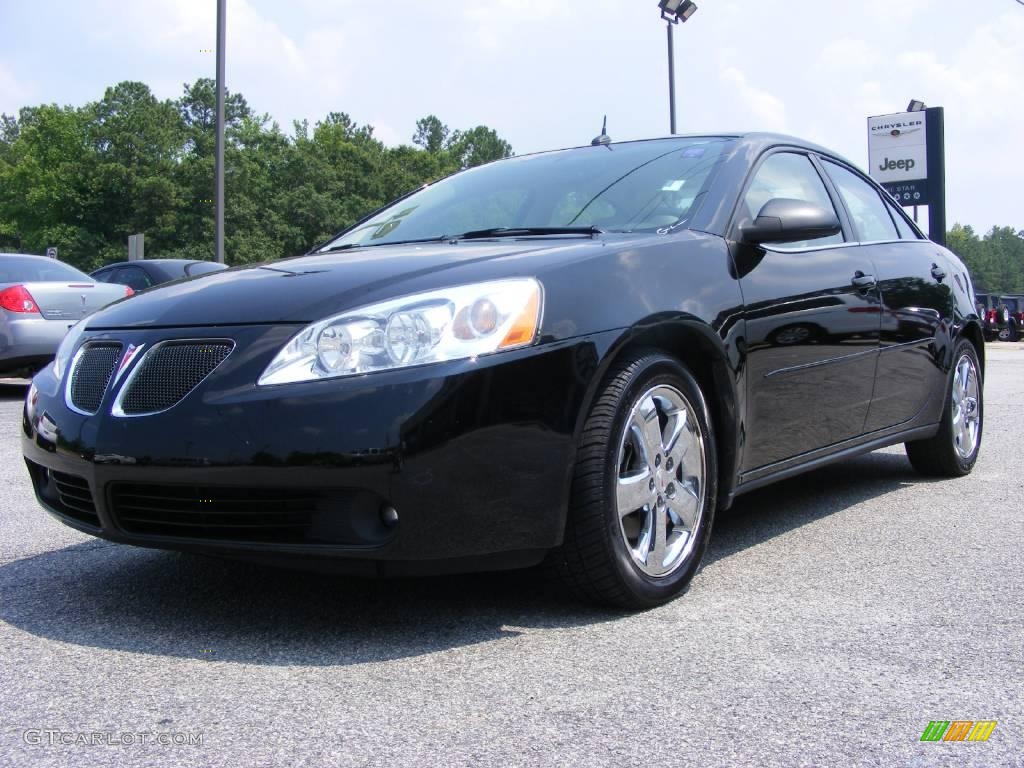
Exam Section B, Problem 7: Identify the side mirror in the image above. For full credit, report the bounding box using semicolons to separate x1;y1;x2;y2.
740;198;842;245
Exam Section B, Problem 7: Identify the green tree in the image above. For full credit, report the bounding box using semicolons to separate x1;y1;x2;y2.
0;80;518;268
446;125;513;169
412;115;449;154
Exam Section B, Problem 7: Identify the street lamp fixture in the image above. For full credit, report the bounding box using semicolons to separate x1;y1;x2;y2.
660;0;698;23
658;0;698;134
907;99;927;112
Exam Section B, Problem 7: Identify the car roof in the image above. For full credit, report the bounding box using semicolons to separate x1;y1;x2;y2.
512;132;856;169
95;259;210;269
1;252;50;260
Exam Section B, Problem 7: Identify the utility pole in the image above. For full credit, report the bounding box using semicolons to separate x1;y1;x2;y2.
667;21;676;134
215;0;226;263
658;1;697;135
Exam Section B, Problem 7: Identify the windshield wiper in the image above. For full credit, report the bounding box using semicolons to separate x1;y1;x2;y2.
455;226;603;240
317;235;452;254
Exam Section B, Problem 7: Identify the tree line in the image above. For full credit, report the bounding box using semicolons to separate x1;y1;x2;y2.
1;80;1021;293
947;225;1024;295
0;80;512;270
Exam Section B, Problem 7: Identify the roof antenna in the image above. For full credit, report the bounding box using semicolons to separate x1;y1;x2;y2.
591;116;611;147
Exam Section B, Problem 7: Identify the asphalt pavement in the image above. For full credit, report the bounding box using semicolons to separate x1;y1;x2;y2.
0;346;1021;767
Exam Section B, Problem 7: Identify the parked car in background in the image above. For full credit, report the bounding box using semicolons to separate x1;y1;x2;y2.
23;134;985;608
1;253;132;377
90;259;227;292
975;292;1000;341
996;296;1022;341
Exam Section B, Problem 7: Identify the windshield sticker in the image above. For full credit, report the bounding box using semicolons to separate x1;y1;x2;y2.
662;179;687;192
682;146;706;158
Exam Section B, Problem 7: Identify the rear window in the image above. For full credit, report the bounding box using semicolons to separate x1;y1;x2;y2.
0;255;91;283
185;261;227;277
1002;298;1020;312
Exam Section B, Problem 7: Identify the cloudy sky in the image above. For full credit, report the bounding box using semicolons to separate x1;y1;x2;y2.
1;0;1021;230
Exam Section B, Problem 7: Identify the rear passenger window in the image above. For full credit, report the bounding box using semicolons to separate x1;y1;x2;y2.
113;266;153;292
883;196;921;240
822;161;899;242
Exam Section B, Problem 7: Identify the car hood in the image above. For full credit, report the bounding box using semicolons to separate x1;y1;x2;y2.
83;239;605;329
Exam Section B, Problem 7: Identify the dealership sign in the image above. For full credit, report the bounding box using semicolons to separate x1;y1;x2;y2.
867;106;946;244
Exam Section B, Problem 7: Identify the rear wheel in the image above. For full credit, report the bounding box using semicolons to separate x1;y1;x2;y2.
550;350;717;609
905;339;983;477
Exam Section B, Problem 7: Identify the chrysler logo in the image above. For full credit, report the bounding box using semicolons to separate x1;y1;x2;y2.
889;127;922;138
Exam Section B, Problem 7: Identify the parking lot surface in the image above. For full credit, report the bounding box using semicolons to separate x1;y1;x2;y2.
1;345;1021;767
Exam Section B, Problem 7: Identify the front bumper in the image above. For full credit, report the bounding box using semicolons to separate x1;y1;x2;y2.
22;323;617;573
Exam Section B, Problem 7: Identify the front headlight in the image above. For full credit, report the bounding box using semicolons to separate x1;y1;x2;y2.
52;321;85;380
258;278;543;385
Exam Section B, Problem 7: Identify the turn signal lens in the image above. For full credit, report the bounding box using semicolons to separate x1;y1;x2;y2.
0;285;40;314
500;285;541;348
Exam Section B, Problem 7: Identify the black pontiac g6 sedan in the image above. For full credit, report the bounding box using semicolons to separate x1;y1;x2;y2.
22;134;984;608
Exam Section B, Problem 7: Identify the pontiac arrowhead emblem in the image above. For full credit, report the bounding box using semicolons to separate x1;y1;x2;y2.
113;343;145;384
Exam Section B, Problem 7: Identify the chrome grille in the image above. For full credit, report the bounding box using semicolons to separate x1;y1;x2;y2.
69;342;122;414
117;340;233;416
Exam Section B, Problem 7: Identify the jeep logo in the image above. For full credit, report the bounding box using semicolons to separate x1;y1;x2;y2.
879;157;915;172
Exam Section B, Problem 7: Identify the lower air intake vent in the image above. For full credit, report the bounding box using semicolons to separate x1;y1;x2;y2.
25;460;100;528
109;484;393;545
117;340;233;415
69;342;122;414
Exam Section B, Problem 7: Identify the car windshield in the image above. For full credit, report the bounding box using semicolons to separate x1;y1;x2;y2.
0;255;91;283
320;137;736;250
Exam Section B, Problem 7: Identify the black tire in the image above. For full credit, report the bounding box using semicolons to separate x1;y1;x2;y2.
548;350;717;609
905;338;983;477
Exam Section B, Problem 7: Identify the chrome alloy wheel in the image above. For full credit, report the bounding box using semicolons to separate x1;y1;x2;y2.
615;385;706;578
951;354;981;459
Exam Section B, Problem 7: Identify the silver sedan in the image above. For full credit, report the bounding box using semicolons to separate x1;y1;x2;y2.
0;253;131;376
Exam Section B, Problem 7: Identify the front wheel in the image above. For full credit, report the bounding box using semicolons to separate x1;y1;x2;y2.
549;350;717;609
905;339;983;477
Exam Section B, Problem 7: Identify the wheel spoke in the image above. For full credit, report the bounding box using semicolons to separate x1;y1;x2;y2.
634;395;665;462
648;503;668;572
663;408;690;468
617;469;653;517
668;483;699;532
663;409;688;462
635;507;653;561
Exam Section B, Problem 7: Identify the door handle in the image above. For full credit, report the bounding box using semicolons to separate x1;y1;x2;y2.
931;264;946;282
851;271;876;288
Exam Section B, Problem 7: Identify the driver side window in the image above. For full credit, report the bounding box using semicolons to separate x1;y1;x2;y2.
742;152;844;249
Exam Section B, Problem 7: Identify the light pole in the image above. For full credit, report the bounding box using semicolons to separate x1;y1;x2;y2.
658;0;697;135
215;0;226;263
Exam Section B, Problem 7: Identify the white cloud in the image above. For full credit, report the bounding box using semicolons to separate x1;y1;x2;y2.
463;0;570;51
817;38;881;71
718;67;787;131
0;63;33;115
